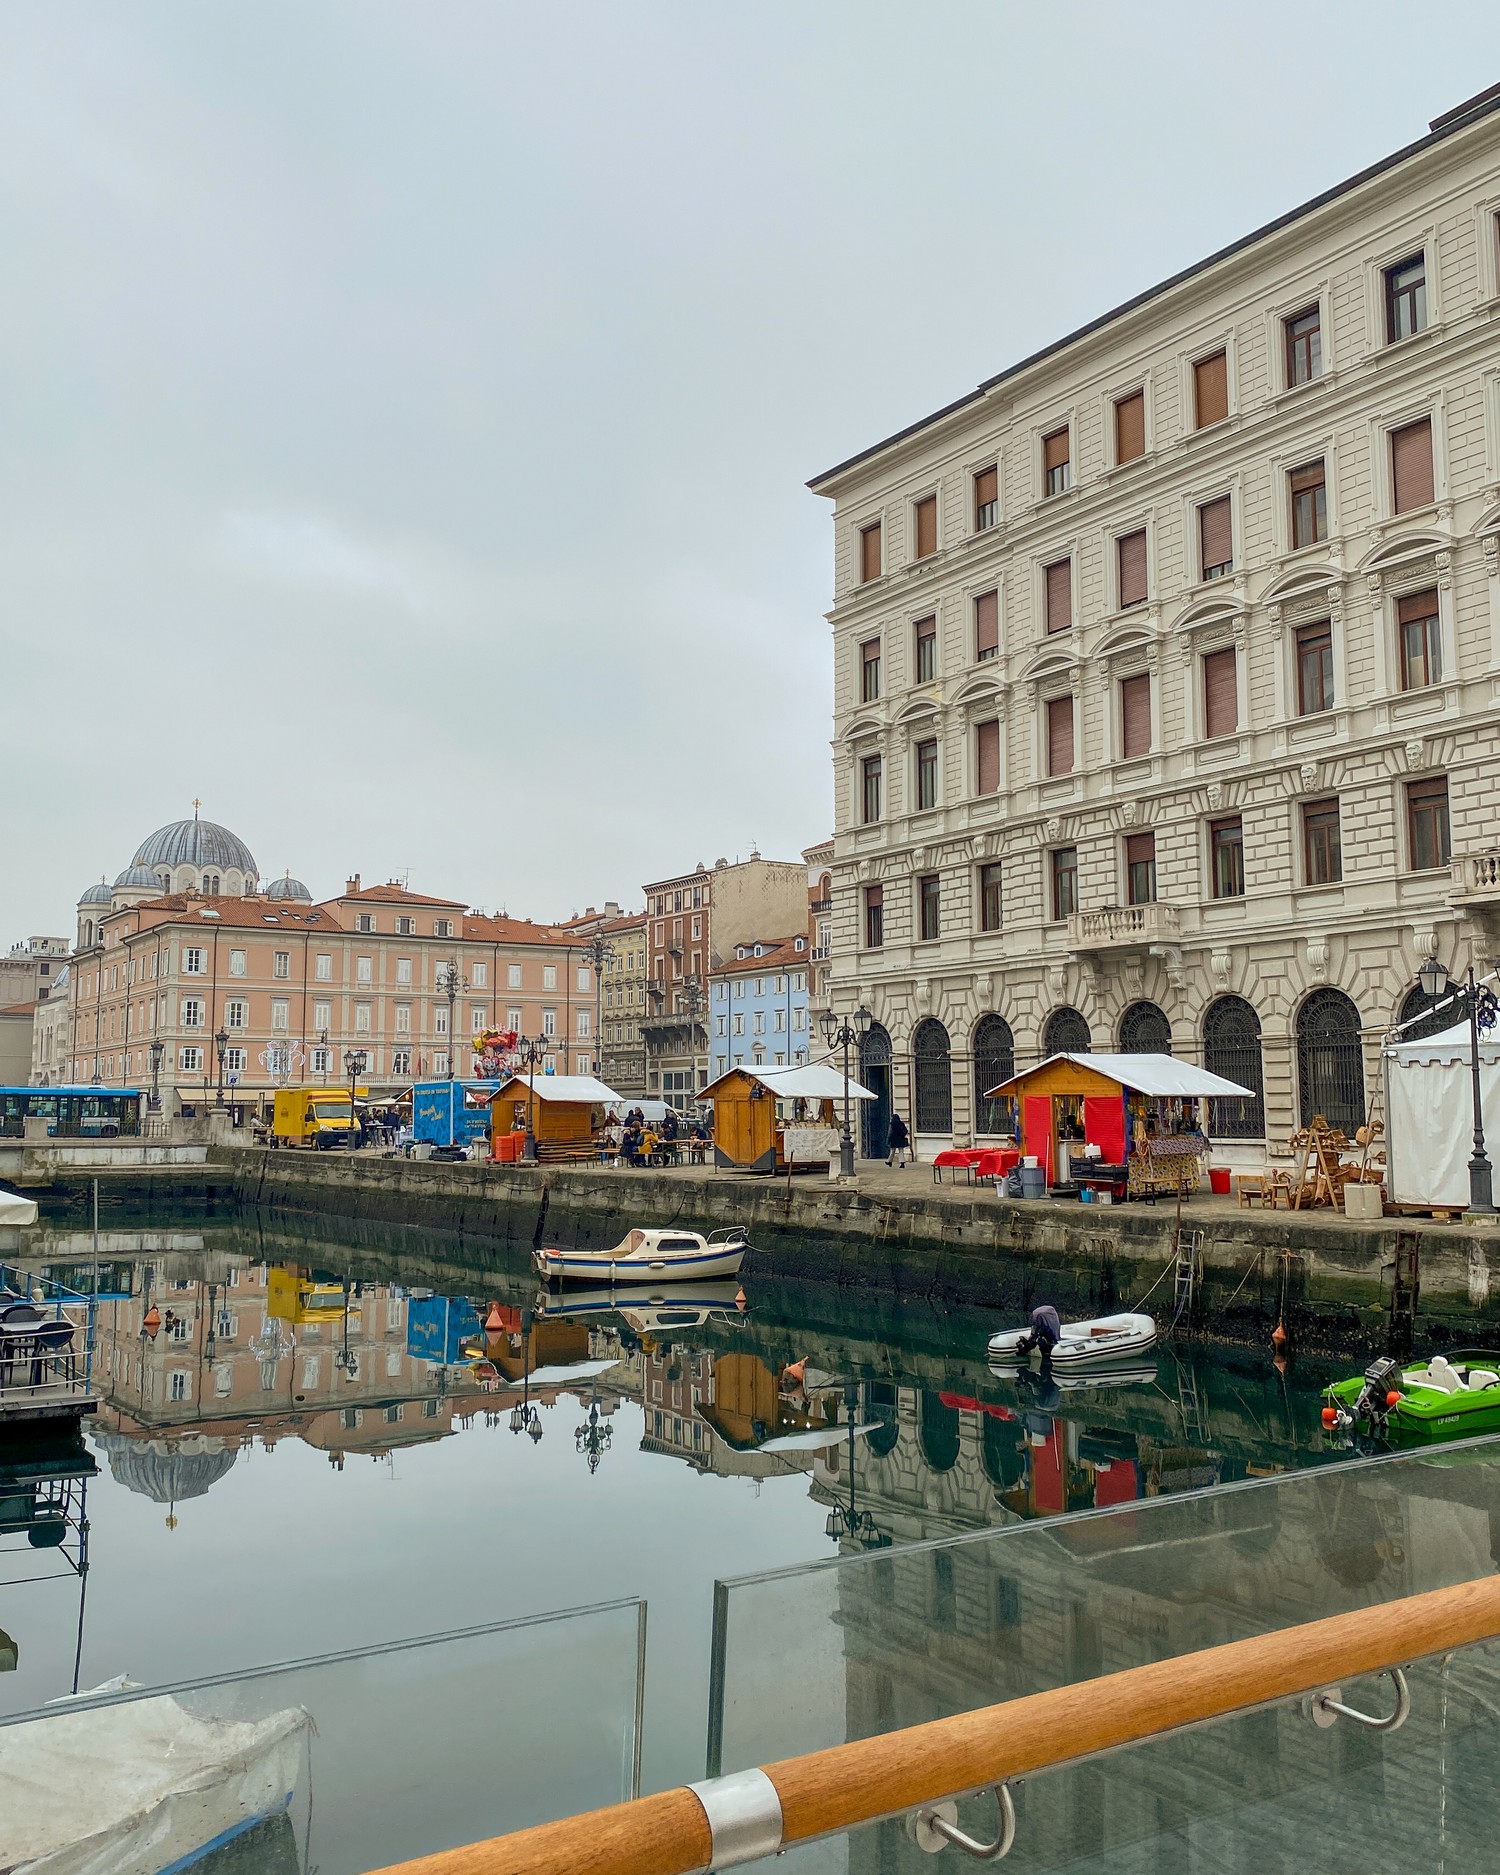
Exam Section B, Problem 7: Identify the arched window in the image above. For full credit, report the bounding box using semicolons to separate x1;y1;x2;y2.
972;1015;1016;1135
1118;1001;1171;1054
919;1391;960;1472
1203;996;1265;1138
859;1023;892;1159
156;871;171;891
1397;978;1457;1043
1043;1007;1091;1055
912;1019;952;1133
981;1414;1026;1493
863;1380;900;1458
202;874;220;897
82;920;94;947
1296;989;1366;1134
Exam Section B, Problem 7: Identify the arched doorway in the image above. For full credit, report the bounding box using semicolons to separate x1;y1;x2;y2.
1296;989;1366;1133
912;1019;953;1134
972;1014;1015;1135
1118;1001;1171;1054
919;1391;961;1472
1043;1006;1091;1055
1202;996;1265;1137
859;1023;892;1159
1397;978;1457;1043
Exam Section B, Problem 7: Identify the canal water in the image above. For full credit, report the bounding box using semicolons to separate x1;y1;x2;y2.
2;1202;1356;1797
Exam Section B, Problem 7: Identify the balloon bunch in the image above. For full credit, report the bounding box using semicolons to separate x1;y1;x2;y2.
472;1027;521;1078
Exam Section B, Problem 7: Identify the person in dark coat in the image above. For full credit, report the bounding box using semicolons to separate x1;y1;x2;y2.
886;1112;911;1168
1016;1304;1063;1358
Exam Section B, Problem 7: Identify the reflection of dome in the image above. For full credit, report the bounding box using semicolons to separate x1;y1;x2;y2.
134;819;257;876
113;864;163;890
79;879;113;905
93;1432;238;1505
265;874;312;902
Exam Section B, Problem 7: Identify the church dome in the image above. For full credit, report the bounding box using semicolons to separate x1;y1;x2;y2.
79;879;113;905
93;1431;238;1505
265;874;313;902
134;817;257;877
114;864;163;890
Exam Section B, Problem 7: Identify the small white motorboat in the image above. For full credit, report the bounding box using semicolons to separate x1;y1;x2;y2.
987;1311;1157;1368
533;1226;749;1285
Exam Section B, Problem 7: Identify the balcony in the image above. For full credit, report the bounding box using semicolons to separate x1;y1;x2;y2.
1450;850;1500;903
810;945;830;962
1067;902;1183;951
809;897;832;916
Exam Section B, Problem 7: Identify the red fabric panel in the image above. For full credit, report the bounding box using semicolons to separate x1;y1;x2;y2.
1022;1096;1053;1177
1083;1095;1126;1164
1031;1426;1065;1515
1093;1461;1140;1508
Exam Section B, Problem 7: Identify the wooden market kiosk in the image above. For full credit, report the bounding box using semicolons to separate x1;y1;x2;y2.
700;1062;875;1173
983;1052;1253;1199
487;1073;621;1163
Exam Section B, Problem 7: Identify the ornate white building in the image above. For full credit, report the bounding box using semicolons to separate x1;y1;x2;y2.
813;87;1500;1157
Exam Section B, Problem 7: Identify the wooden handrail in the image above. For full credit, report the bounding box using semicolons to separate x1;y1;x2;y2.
369;1573;1500;1875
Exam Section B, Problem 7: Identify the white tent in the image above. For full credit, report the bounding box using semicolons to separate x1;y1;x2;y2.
0;1189;38;1228
488;1074;622;1104
698;1061;876;1102
984;1052;1252;1099
1384;1021;1500;1207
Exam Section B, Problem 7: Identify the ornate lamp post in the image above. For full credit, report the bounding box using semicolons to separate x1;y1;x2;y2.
575;1384;613;1475
513;1035;549;1161
436;962;466;1086
819;1004;873;1178
509;1309;543;1440
1419;955;1497;1213
824;1379;889;1549
681;973;706;1113
343;1048;367;1154
213;1028;230;1109
148;1038;165;1112
583;934;615;1078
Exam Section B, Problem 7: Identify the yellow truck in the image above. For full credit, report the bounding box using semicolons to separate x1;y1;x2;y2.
271;1086;369;1149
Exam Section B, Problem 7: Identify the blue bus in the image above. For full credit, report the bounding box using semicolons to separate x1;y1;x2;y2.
0;1086;143;1139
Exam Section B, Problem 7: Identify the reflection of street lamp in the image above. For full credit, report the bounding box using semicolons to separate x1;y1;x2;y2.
1419;955;1497;1213
343;1048;367;1154
825;1379;889;1548
337;1277;359;1378
575;1385;613;1475
819;1005;873;1177
509;1312;543;1440
214;1028;230;1108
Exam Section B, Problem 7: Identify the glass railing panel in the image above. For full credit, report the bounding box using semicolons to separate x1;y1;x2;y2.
710;1435;1500;1777
0;1594;644;1875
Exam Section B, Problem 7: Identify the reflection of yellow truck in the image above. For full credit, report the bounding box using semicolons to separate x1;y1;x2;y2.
271;1086;369;1149
267;1266;349;1323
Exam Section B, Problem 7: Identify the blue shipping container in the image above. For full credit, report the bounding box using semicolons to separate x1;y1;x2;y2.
406;1293;482;1365
412;1080;496;1147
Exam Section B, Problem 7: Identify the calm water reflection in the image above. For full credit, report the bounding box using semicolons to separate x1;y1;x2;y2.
1;1207;1349;1789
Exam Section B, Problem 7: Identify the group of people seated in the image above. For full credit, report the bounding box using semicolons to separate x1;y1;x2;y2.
597;1106;711;1167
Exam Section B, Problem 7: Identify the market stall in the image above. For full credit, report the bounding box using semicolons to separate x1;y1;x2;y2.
699;1062;874;1173
1384;1019;1500;1209
486;1073;621;1163
982;1053;1252;1199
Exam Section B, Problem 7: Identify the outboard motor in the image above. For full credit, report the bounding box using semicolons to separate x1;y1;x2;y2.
1324;1355;1404;1435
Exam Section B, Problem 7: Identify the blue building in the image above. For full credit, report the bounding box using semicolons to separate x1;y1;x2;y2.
709;936;813;1082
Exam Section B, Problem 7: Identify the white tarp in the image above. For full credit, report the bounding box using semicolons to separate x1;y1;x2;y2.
3;1694;308;1875
1385;1022;1500;1206
699;1062;875;1102
488;1074;621;1104
985;1052;1253;1100
0;1188;39;1227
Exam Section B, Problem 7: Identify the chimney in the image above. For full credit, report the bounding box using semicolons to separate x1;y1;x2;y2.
346;874;361;895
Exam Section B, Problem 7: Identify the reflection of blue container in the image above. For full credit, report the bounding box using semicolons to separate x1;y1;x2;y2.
406;1294;481;1365
411;1081;496;1148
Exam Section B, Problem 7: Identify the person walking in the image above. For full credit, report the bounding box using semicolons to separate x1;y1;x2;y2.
886;1111;911;1168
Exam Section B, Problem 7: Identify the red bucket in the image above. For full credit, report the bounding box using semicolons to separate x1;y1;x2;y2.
1208;1166;1232;1195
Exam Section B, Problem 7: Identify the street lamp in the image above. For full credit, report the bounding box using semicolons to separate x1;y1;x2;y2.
513;1035;549;1161
148;1038;165;1112
1419;955;1496;1213
343;1048;368;1154
824;1379;889;1548
681;973;706;1115
582;934;616;1078
436;962;466;1089
509;1310;543;1440
214;1028;230;1109
575;1384;613;1475
819;1004;873;1178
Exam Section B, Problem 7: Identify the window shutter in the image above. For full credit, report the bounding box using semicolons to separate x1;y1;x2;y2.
1203;647;1238;739
1114;391;1145;463
1120;673;1151;758
1199;497;1233;576
1288;460;1324;496
915;495;937;559
974;588;999;658
1043;428;1070;474
1045;558;1072;633
860;523;882;583
1391;418;1434;513
1397;588;1438;627
1046;695;1075;775
1194;351;1228;427
1125;832;1155;869
1117;529;1148;607
976;719;1000;795
974;465;998;513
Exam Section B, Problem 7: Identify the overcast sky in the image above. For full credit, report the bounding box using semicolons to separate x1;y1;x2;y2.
1;3;1491;935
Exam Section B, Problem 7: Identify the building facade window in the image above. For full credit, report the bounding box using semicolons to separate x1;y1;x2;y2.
863;884;884;949
1289;460;1327;548
434;919;453;938
1046;695;1075;776
224;999;248;1029
1044;557;1072;633
1398;588;1442;689
1050;848;1078;921
912;1019;952;1133
1117;528;1147;608
975;718;1001;795
1203;996;1265;1137
180;1046;203;1072
354;1003;371;1034
1302;798;1343;885
1210;815;1245;898
914;615;937;683
917;874;941;942
1114;390;1145;464
315;954;332;981
913;494;937;559
313;999;331;1031
183;948;205;975
1043;427;1070;496
271;999;289;1031
1125;832;1156;906
354;913;375;933
1407;776;1451;872
1385;254;1427;342
1296;988;1365;1133
860;521;882;583
861;637;882;701
1043;1006;1091;1053
181;998;203;1028
1118;1000;1171;1053
273;951;290;979
915;737;938;810
1203;646;1238;739
228;948;246;977
1119;673;1151;759
974;465;998;531
1285;305;1321;384
861;754;883;824
1391;417;1434;512
978;861;1003;933
974;589;999;661
1193;350;1228;427
1199;496;1233;579
972;1014;1015;1135
1296;622;1334;714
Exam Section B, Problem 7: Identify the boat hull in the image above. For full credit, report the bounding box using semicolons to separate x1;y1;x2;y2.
987;1312;1157;1368
533;1245;746;1284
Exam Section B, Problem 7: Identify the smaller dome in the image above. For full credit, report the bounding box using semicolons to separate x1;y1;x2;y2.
114;864;163;890
265;874;312;902
79;879;113;905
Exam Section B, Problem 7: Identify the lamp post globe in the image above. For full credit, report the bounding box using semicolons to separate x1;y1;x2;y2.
1418;955;1446;1003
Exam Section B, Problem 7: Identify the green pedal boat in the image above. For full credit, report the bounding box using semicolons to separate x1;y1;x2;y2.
1323;1352;1500;1444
